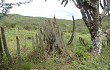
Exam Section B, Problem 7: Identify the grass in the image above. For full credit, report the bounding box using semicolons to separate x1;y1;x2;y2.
0;14;110;70
2;27;109;70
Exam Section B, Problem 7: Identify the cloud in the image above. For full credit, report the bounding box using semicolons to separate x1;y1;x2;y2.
7;0;82;20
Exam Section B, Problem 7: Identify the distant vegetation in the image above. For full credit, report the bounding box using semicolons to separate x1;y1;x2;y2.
0;14;109;33
0;14;87;32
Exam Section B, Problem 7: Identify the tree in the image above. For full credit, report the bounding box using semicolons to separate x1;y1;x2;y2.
61;0;110;55
0;0;32;17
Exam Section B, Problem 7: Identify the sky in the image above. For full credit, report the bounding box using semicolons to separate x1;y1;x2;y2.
5;0;82;20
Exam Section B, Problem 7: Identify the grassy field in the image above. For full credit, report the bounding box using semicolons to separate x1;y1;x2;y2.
0;14;110;70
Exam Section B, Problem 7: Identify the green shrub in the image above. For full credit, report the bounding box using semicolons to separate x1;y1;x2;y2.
22;62;32;70
23;25;31;30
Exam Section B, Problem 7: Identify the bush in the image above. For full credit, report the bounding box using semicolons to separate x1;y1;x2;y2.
23;25;31;30
22;62;32;70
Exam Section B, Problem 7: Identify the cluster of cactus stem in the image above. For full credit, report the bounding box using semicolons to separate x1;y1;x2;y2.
36;16;67;57
106;28;110;46
0;17;71;69
79;36;109;48
79;37;88;47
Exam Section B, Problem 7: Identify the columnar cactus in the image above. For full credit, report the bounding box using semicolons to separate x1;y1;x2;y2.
37;16;67;57
68;16;75;45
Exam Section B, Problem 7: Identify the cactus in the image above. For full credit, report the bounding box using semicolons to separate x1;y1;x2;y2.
68;16;75;45
73;31;76;52
106;28;110;46
36;25;45;58
102;40;107;48
35;16;67;57
40;16;67;57
79;37;88;46
38;25;43;47
1;27;13;64
43;20;55;55
16;36;22;70
107;40;110;46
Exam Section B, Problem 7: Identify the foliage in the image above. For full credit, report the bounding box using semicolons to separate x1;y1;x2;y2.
0;0;32;16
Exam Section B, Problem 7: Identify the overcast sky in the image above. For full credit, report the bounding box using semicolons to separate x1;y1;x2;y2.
5;0;82;20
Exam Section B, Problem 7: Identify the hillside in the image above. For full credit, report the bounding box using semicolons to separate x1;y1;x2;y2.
0;14;88;32
0;14;109;32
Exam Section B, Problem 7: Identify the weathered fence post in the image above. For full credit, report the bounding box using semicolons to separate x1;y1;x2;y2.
1;27;13;64
32;36;35;50
16;36;22;70
35;33;38;48
0;35;3;69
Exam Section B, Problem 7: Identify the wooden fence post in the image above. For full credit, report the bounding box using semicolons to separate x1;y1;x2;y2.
16;36;22;70
1;27;13;64
35;33;38;48
32;36;35;50
0;35;3;69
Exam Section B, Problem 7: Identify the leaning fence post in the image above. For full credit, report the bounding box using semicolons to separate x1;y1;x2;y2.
0;35;3;69
16;36;22;70
1;27;13;64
